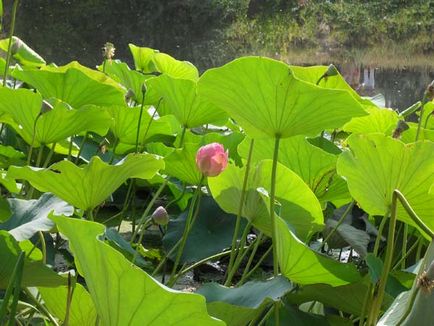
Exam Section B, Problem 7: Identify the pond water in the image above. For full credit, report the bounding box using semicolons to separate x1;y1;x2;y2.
6;2;434;112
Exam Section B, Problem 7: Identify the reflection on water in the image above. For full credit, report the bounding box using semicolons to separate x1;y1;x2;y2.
3;2;432;112
340;63;434;110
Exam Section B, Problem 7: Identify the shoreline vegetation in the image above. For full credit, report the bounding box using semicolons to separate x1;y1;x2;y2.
3;0;433;70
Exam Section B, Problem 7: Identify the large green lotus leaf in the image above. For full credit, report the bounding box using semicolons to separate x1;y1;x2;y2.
8;154;164;211
337;133;434;236
0;170;19;194
416;101;434;129
129;44;158;73
163;143;203;185
317;175;352;208
238;136;337;198
129;44;199;80
267;304;353;326
275;216;361;286
342;106;399;134
0;193;73;241
98;60;150;103
289;65;373;106
163;196;246;263
0;36;45;67
146;74;227;128
106;105;180;149
0;230;65;288
36;104;112;144
286;282;369;316
196;277;291;325
0;145;25;168
42;61;123;90
198;57;366;138
52;216;223;325
209;160;323;240
12;63;125;107
152;52;199;80
0;88;112;146
379;239;434;326
39;283;97;326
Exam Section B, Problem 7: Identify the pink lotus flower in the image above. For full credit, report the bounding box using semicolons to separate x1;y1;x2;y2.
196;143;228;177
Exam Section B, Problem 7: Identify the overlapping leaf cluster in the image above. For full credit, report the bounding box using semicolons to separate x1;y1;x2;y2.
0;37;433;325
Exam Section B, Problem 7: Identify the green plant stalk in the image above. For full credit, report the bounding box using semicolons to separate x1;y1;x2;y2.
87;209;94;222
23;289;59;326
168;179;204;286
240;244;273;284
131;180;168;263
401;224;408;269
8;251;24;326
270;136;280;275
399;101;421;118
74;132;89;164
395;189;434;238
359;215;388;325
257;303;276;326
373;214;389;256
321;201;355;250
270;135;281;326
2;0;19;87
26;146;45;199
139;98;162;151
135;93;146;153
367;190;399;325
179;126;187;147
64;272;75;326
38;231;46;265
224;220;252;285
67;136;74;161
416;237;424;261
238;232;263;285
129;180;166;241
226;138;254;279
393;236;420;270
177;246;248;278
152;237;182;276
358;283;372;326
415;103;426;141
42;143;56;168
424;113;432;130
165;182;186;209
0;251;24;323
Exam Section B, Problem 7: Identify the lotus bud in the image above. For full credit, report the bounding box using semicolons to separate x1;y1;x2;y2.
141;82;147;95
152;206;169;226
196;143;228;177
102;42;115;61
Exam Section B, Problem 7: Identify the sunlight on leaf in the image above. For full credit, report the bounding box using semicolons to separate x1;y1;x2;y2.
198;57;366;138
8;154;164;211
337;133;434;236
52;216;223;325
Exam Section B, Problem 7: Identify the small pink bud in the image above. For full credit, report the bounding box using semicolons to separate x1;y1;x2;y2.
151;206;169;226
195;143;228;177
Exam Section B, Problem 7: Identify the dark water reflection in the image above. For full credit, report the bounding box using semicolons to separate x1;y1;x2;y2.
5;2;433;112
339;64;434;110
